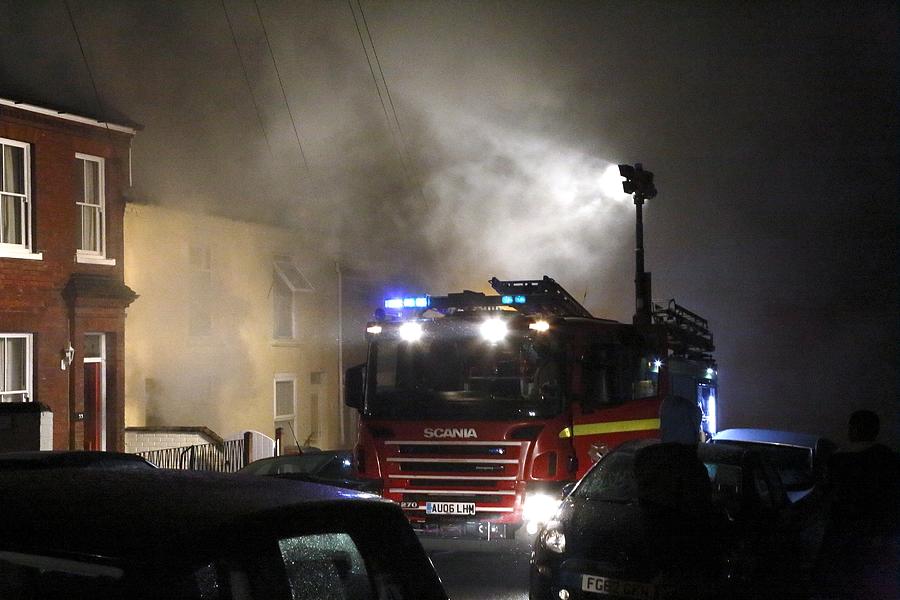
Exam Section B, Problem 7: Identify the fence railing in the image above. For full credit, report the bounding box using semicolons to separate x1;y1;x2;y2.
137;434;251;473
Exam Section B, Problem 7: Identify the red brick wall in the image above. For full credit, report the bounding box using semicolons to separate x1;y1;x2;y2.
0;104;135;450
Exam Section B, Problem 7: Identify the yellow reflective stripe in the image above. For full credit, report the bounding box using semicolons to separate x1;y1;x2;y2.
558;418;661;439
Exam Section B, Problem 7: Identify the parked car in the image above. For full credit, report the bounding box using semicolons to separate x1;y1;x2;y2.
530;439;816;600
0;468;447;600
237;449;382;494
0;450;157;470
711;428;836;504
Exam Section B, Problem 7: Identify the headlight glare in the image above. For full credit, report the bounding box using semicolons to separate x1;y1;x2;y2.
523;492;561;525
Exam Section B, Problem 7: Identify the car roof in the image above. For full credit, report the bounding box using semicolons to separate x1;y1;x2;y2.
237;449;348;470
0;450;155;469
614;438;751;466
712;428;823;450
0;468;388;560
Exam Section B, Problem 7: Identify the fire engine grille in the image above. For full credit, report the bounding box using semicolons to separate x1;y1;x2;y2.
398;463;506;473
411;479;497;488
396;444;511;456
385;439;526;514
401;493;506;504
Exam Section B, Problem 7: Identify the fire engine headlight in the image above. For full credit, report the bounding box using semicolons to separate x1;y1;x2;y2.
398;321;424;342
540;520;566;554
529;320;550;332
480;318;508;343
523;492;561;528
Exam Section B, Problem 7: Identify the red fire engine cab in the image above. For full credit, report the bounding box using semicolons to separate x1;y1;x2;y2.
344;275;717;539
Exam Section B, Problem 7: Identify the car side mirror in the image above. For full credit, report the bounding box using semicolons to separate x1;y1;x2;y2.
345;363;366;411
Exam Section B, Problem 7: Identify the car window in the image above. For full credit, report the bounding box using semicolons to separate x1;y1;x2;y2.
717;441;813;490
706;462;744;516
240;454;332;476
279;533;374;600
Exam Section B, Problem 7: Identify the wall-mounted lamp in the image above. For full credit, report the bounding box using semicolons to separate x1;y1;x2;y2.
60;342;75;371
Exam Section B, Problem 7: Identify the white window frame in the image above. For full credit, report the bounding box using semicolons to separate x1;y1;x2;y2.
0;138;41;260
274;374;297;440
272;256;312;342
75;153;114;265
0;333;33;403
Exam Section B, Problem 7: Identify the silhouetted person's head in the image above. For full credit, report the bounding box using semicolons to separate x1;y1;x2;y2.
660;395;702;444
848;410;880;443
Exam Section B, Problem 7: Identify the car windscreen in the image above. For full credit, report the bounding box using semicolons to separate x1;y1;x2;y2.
574;449;746;514
571;451;638;502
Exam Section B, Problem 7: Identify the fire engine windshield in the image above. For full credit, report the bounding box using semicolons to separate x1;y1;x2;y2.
367;322;563;420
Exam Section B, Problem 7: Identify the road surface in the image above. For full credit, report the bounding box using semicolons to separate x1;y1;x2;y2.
421;536;533;600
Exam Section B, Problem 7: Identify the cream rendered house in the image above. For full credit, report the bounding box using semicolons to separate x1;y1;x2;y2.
123;203;351;454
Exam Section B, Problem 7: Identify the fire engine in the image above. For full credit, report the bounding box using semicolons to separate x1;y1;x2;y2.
344;164;718;539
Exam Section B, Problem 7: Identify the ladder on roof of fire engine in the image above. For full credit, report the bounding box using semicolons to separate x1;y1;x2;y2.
489;276;594;319
651;299;715;359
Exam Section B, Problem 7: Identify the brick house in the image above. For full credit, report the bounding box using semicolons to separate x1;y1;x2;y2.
0;98;139;451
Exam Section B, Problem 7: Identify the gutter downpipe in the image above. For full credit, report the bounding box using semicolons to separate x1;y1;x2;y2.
336;260;345;445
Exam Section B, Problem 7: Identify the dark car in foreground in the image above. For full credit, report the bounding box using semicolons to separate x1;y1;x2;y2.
0;468;446;599
531;439;815;600
711;428;836;504
237;449;382;494
0;450;157;470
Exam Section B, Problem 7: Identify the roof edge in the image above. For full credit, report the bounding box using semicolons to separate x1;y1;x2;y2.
0;97;141;135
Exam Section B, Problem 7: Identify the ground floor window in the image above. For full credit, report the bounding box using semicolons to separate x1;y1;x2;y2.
0;334;32;402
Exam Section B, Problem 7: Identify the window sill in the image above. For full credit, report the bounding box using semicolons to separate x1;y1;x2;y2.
0;248;43;260
76;254;116;266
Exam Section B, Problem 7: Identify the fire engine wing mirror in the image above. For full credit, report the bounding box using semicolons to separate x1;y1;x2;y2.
345;363;366;411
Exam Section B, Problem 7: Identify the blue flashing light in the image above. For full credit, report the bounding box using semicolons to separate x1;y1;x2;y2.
514;295;527;304
384;296;429;310
501;295;514;304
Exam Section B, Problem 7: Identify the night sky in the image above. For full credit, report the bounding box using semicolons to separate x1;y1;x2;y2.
1;1;896;446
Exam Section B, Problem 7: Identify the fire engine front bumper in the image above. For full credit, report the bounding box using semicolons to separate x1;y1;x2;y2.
413;518;515;540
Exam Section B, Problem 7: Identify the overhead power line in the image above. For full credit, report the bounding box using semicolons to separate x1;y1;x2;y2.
253;0;311;174
221;0;275;159
64;0;110;134
347;0;423;197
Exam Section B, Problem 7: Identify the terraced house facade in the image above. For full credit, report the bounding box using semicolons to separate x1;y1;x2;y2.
0;98;139;451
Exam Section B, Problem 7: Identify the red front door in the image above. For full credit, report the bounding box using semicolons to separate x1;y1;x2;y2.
84;362;102;450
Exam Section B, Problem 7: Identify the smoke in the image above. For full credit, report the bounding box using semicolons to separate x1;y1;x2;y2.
1;0;896;444
412;110;633;296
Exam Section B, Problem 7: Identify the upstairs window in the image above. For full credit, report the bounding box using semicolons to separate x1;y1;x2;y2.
76;154;113;264
272;256;311;340
0;138;38;259
1;334;32;403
